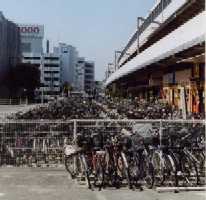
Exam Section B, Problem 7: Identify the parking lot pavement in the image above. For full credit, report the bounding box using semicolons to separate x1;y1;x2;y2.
0;167;205;200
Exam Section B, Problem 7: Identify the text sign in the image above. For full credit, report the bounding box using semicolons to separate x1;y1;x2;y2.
19;26;40;34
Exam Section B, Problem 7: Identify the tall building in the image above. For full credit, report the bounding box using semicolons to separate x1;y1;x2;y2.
23;53;60;100
0;12;21;84
41;53;61;98
54;43;78;88
75;57;85;92
84;61;95;94
19;24;61;100
18;24;44;54
75;57;95;94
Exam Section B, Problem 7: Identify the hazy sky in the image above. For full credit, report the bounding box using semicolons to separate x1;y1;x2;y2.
1;0;155;80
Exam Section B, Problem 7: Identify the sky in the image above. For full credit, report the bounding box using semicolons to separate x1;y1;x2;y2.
1;0;156;81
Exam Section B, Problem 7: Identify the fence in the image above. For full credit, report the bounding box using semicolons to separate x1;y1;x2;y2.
0;119;205;168
0;98;28;105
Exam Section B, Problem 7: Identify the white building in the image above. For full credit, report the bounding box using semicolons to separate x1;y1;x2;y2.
18;24;44;54
41;53;61;97
75;57;85;92
19;24;61;100
54;43;78;88
84;61;95;94
75;57;95;94
23;53;61;100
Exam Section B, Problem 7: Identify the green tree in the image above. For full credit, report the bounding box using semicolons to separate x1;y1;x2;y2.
62;81;73;96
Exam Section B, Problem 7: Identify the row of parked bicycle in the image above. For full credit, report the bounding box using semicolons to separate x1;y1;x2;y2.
64;123;205;190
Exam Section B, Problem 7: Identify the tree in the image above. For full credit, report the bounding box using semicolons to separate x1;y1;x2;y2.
62;82;73;96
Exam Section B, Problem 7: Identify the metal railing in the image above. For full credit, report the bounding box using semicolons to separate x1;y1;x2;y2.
0;119;205;168
0;98;28;105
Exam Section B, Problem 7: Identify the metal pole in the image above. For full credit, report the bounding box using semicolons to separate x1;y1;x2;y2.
137;17;140;55
114;52;117;71
159;120;163;148
73;120;77;173
159;119;163;172
73;120;77;142
41;88;43;104
115;51;121;70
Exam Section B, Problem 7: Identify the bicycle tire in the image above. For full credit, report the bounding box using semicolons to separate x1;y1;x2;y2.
65;155;76;179
94;156;105;190
183;152;199;186
119;152;132;189
81;154;92;189
144;158;155;189
152;151;166;186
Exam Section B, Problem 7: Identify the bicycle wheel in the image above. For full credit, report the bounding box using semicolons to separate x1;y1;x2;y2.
193;151;205;181
144;157;155;189
94;156;105;190
127;155;139;188
81;154;92;189
151;151;166;186
65;155;76;179
180;153;199;186
163;154;177;186
118;152;132;189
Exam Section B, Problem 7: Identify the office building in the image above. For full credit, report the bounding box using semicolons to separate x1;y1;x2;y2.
76;57;95;94
54;43;78;88
18;24;44;54
0;12;21;84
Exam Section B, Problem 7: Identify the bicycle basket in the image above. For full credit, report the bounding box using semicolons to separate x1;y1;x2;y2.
64;145;77;156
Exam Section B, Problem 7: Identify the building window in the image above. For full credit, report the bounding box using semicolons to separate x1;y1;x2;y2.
44;57;59;60
24;57;40;60
44;77;59;81
44;64;59;67
21;42;31;53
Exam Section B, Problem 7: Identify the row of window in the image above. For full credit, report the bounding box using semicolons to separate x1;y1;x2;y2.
44;57;59;60
44;78;59;81
43;85;60;88
24;56;40;60
44;71;59;74
24;57;59;60
44;64;59;67
85;75;94;79
85;69;93;74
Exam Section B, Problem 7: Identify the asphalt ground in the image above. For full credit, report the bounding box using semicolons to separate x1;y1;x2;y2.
0;167;205;200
